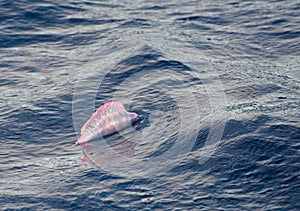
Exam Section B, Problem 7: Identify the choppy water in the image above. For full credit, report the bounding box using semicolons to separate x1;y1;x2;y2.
1;0;299;210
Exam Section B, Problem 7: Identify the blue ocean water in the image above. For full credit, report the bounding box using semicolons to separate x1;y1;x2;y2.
0;0;299;210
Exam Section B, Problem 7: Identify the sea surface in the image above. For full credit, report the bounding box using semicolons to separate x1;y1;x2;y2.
1;0;299;210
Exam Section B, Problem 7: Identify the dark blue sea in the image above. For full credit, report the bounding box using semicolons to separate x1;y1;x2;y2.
1;0;299;210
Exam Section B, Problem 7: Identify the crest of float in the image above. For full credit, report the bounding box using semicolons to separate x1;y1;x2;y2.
76;101;140;145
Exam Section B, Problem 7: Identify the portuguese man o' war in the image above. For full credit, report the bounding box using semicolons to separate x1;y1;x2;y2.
76;101;141;145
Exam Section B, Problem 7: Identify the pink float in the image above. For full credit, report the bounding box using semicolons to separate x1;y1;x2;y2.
76;101;140;145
